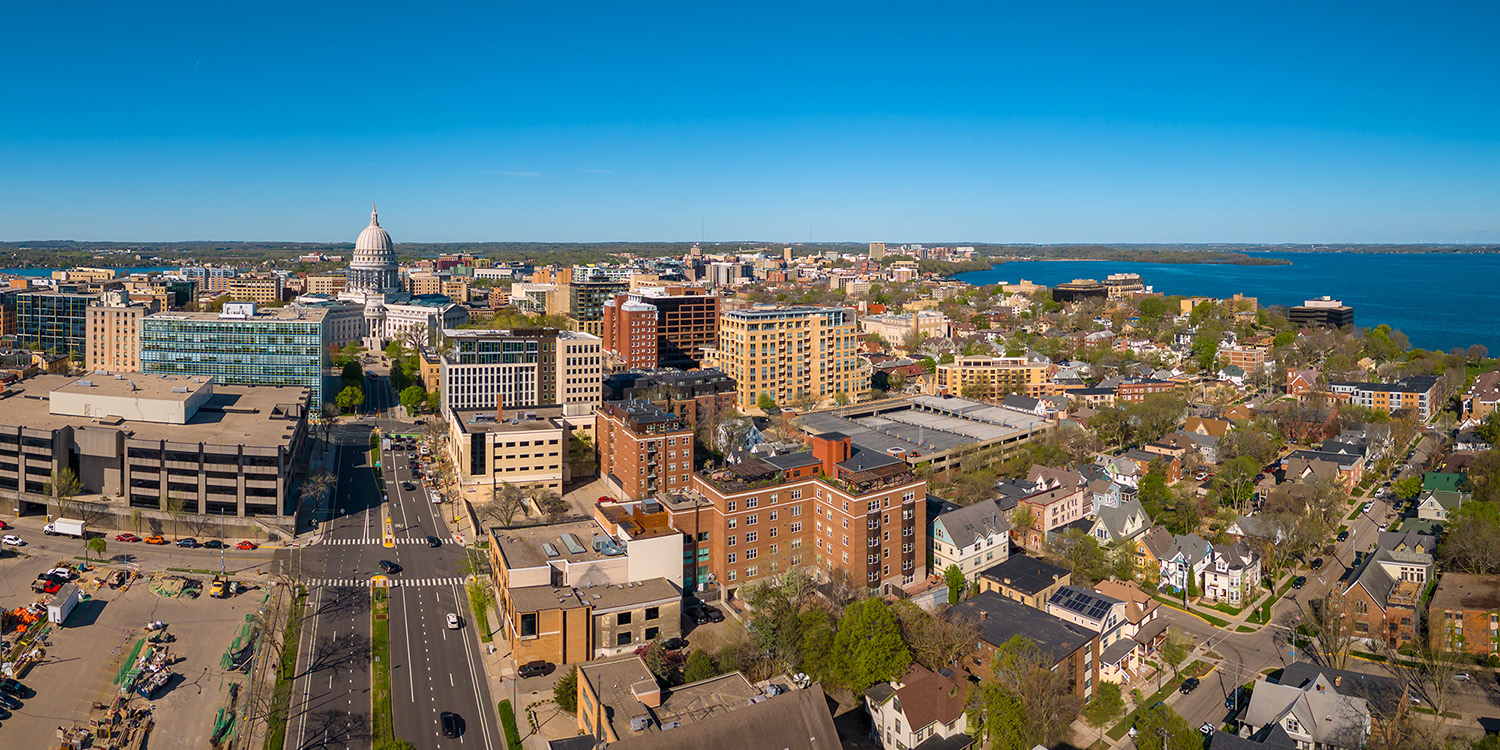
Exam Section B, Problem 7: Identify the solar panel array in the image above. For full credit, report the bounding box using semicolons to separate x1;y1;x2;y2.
1050;586;1113;621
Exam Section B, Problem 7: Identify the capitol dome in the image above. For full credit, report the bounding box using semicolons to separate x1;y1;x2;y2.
346;204;400;295
355;205;394;254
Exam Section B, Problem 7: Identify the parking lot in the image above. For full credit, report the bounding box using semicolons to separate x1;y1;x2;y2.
0;543;269;748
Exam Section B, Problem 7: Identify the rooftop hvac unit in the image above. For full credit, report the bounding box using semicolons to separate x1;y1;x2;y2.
628;716;652;732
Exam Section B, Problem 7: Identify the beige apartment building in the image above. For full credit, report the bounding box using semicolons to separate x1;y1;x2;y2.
86;292;149;373
226;274;283;303
447;406;568;492
304;273;346;296
937;355;1052;399
714;306;869;411
53;267;119;284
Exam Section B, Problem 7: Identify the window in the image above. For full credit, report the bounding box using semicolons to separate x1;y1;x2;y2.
790;489;802;500
728;552;737;564
727;569;737;581
746;531;758;543
728;518;737;529
645;626;659;640
645;607;659;620
728;535;737;547
520;613;538;638
770;510;778;521
746;497;758;509
747;514;758;526
617;632;632;646
617;612;632;625
727;500;736;512
746;548;758;560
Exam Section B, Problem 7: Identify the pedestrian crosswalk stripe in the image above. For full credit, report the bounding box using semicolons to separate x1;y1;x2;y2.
316;537;431;546
304;577;465;588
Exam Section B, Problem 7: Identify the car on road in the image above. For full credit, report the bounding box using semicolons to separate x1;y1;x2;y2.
1310;558;1324;571
378;560;401;574
144;535;167;545
518;660;553;678
1454;672;1472;681
1292;575;1306;589
401;481;415;491
427;536;441;547
661;637;689;651
115;533;140;542
2;534;25;546
439;711;460;738
1337;529;1349;542
1378;523;1389;532
177;538;199;548
203;540;225;549
414;419;427;426
1363;502;1374;513
1179;677;1200;694
236;541;258;550
446;613;461;629
1226;687;1244;709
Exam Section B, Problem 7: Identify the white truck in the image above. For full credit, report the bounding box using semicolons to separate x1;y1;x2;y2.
43;518;86;538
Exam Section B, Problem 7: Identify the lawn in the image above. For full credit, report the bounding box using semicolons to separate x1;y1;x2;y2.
1107;676;1186;740
263;586;306;750
372;589;395;746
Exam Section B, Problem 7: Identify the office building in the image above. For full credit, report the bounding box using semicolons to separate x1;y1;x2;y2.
1051;279;1108;304
86;291;151;373
597;401;695;502
439;328;602;416
936;355;1052;399
602;286;720;370
1289;296;1355;329
714;306;868;411
859;311;950;345
141;303;330;404
53;267;119;285
568;280;629;336
226;274;284;303
178;266;238;294
447;405;568;491
869;241;886;259
17;290;97;358
304;273;346;296
0;373;307;521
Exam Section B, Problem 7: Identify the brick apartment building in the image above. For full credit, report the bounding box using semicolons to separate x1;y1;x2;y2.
1222;344;1268;374
603;368;738;426
601;296;658;369
597;401;695;502
1115;378;1175;403
661;432;926;596
1429;574;1500;657
601;286;720;370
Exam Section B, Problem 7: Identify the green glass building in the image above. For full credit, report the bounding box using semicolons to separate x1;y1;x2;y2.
140;305;330;404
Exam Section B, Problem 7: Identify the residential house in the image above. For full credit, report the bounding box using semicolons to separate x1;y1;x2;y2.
1429;574;1500;657
948;591;1101;702
1241;670;1370;749
1133;527;1175;585
1463;371;1500;422
1093;580;1166;683
1202;542;1262;605
1088;497;1151;546
1338;543;1431;649
864;665;973;750
1184;416;1232;441
1285;368;1319;397
1416;490;1467;523
1225;514;1284;545
1046;585;1134;684
1422;472;1466;494
976;555;1071;609
1239;662;1406;750
1160;534;1212;594
1084;478;1128;512
1014;485;1087;551
930;500;1011;582
1282;447;1364;490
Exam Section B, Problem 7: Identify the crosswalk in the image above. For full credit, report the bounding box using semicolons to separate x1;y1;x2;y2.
305;577;467;588
317;537;432;546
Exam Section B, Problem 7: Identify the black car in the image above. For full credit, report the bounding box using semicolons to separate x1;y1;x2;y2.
439;711;460;738
0;678;26;697
1292;576;1306;589
685;607;710;625
518;660;553;678
176;538;198;548
1337;530;1349;542
1179;677;1200;694
427;536;441;548
378;560;401;574
203;540;225;549
1226;687;1244;709
402;481;415;491
660;637;689;651
703;605;725;623
0;692;20;709
1310;557;1324;571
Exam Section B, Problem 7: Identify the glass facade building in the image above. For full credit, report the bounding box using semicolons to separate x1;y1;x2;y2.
140;309;329;404
17;291;97;358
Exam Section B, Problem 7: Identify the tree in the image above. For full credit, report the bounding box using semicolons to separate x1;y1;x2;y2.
1046;528;1108;587
1391;475;1423;501
1159;626;1192;681
1131;702;1201;750
400;385;427;415
129;507;144;534
974;685;1035;750
1439;501;1500;574
165;495;188;538
683;649;717;683
828;598;911;693
943;564;966;605
340;359;363;385
86;536;107;565
299;470;336;516
1080;682;1124;743
480;484;527;526
45;468;82;516
756;393;778;414
1009;505;1037;548
1216;455;1261;515
1297;590;1357;670
335;384;366;413
981;635;1081;749
1138;471;1171;519
553;665;578;712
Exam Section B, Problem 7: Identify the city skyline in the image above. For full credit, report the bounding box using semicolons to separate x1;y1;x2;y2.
3;3;1498;244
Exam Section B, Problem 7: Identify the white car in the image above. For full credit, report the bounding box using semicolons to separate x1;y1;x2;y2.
1;535;23;546
446;613;461;629
46;567;76;580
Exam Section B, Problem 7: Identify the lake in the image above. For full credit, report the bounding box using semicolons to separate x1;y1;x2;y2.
953;252;1500;354
0;266;174;277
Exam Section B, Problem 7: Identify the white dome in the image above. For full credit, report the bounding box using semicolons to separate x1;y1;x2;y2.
355;205;393;253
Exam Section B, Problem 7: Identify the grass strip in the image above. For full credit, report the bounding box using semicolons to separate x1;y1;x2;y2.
1107;675;1186;739
372;588;394;746
499;700;523;749
466;582;494;643
263;585;306;750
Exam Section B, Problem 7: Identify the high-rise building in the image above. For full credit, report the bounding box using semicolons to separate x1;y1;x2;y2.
568;280;628;336
17;290;98;358
869;241;886;259
714;306;869;411
597;400;695;501
440;328;602;415
600;297;658;369
602;286;720;370
1289;296;1354;329
936;356;1052;399
87;291;151;373
178;266;238;294
226;274;284;303
141;303;330;404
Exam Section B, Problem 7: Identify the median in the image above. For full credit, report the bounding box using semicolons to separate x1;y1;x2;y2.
370;588;415;750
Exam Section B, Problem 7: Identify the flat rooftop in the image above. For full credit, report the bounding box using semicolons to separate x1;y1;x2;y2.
146;306;329;323
56;372;213;402
1430;573;1500;612
452;406;565;434
492;519;622;570
798;395;1048;457
0;375;305;448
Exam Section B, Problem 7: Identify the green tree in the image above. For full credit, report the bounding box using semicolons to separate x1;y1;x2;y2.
400;385;427;415
975;685;1033;750
1216;455;1261;514
1391;474;1423;501
943;564;966;605
1080;682;1124;743
86;536;107;565
1131;702;1201;750
335;384;366;413
829;598;911;693
340;359;363;384
683;650;717;683
1138;471;1170;518
756;393;778;413
45;467;82;502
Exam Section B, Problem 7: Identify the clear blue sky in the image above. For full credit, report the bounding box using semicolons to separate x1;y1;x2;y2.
2;2;1497;244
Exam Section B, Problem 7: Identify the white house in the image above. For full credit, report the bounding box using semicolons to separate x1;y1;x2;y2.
1160;534;1212;594
930;500;1011;581
1417;490;1467;522
1202;542;1262;605
864;665;973;750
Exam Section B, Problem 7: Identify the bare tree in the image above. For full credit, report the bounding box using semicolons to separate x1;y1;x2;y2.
164;495;188;539
479;483;527;526
891;600;981;671
1294;590;1357;670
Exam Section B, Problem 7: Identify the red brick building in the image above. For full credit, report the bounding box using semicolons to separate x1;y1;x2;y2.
601;296;659;370
1429;573;1500;657
597;401;695;502
662;433;927;597
1115;378;1175;403
600;286;720;370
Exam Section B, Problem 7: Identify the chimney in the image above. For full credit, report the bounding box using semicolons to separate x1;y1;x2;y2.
1334;676;1342;688
496;394;504;422
980;610;988;622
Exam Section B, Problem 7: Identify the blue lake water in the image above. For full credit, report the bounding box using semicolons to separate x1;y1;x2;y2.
953;252;1500;354
0;266;174;277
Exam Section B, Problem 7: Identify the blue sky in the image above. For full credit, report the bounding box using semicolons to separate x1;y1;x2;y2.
2;2;1497;243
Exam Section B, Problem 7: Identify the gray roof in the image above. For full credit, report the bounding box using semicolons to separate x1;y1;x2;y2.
933;500;1011;549
1377;529;1437;555
1208;726;1297;749
1139;526;1175;559
1002;394;1042;412
1167;533;1211;565
1231;514;1280;540
978;555;1070;597
1244;672;1369;748
1278;662;1403;717
1099;637;1137;666
1212;541;1258;572
948;592;1096;665
1093;497;1149;541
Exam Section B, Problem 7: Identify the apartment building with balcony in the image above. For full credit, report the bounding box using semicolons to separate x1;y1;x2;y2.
713;306;869;411
936;355;1052;399
598;401;694;502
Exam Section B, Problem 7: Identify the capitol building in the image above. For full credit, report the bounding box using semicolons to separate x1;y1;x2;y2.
336;205;467;347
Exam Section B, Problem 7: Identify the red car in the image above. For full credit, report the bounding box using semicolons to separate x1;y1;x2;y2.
235;541;258;550
115;533;141;542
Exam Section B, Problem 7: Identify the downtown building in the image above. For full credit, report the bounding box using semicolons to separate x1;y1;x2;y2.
709;306;869;412
17;289;98;359
936;355;1053;399
86;290;153;373
439;328;602;417
140;303;331;404
601;285;720;370
597;400;695;502
568;279;629;336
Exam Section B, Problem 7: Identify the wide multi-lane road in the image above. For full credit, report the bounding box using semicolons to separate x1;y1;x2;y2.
284;372;496;749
